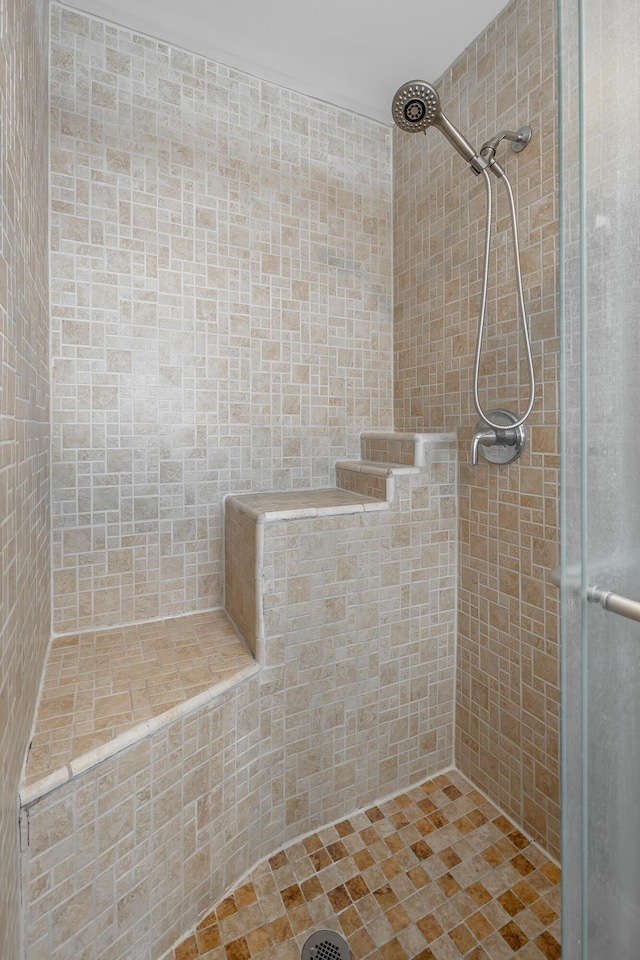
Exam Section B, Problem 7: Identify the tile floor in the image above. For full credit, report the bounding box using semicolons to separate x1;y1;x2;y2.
171;770;561;960
24;610;253;787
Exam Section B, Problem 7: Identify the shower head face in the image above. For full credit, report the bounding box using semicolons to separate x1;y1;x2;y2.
391;81;440;133
391;79;483;172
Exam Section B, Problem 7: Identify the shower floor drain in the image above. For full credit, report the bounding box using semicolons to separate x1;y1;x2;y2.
301;929;352;960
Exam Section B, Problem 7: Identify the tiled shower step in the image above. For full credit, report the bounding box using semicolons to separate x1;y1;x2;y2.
225;487;389;522
335;459;419;501
224;433;458;656
336;432;457;499
360;431;456;468
224;488;389;656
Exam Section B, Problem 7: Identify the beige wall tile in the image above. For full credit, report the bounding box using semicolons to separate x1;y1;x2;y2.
0;0;51;955
22;440;458;960
49;2;394;633
393;0;560;856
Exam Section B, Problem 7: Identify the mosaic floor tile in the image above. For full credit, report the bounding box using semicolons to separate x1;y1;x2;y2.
171;770;561;960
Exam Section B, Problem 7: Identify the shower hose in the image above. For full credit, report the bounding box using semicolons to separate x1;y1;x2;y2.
473;166;535;431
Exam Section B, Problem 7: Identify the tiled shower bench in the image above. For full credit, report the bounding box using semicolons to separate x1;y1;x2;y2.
20;432;458;960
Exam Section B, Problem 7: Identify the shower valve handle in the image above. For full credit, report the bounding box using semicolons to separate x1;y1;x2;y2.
471;410;526;466
471;428;498;465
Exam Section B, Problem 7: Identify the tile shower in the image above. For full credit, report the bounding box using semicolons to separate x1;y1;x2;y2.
48;3;393;633
2;0;560;957
21;432;460;958
0;0;51;956
393;0;559;852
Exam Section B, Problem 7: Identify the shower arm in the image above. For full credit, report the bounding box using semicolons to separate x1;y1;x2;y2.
479;126;532;173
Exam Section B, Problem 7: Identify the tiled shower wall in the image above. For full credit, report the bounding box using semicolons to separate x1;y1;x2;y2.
0;0;50;954
22;451;458;960
49;3;393;633
393;0;561;855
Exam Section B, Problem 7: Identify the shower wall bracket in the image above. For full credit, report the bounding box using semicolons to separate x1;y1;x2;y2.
480;125;532;159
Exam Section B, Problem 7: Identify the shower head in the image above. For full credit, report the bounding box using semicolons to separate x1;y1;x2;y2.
391;80;441;133
391;80;487;175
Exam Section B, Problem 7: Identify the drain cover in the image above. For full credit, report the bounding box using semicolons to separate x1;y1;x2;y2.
301;929;352;960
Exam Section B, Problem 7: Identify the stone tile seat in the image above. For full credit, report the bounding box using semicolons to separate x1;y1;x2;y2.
20;432;458;960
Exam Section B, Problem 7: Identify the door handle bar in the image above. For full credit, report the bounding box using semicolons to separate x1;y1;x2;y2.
587;586;640;624
547;566;640;624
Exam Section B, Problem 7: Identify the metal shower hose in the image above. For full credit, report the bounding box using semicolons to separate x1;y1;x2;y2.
473;166;536;430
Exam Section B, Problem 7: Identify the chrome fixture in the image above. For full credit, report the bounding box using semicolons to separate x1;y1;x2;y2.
472;161;535;457
587;585;640;624
480;126;532;164
391;81;489;175
301;930;352;960
548;565;640;625
472;409;526;465
391;81;535;465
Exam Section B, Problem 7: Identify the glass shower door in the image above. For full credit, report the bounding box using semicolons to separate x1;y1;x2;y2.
560;0;640;956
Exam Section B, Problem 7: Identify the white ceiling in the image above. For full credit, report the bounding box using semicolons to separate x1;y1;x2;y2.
63;0;511;124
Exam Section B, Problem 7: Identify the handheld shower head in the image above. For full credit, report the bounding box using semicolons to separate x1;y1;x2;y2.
391;80;442;133
391;80;441;133
391;80;487;175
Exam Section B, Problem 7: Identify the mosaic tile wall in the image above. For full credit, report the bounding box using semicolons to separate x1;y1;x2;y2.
21;443;458;960
393;0;561;856
49;2;394;633
0;0;50;955
22;679;263;960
